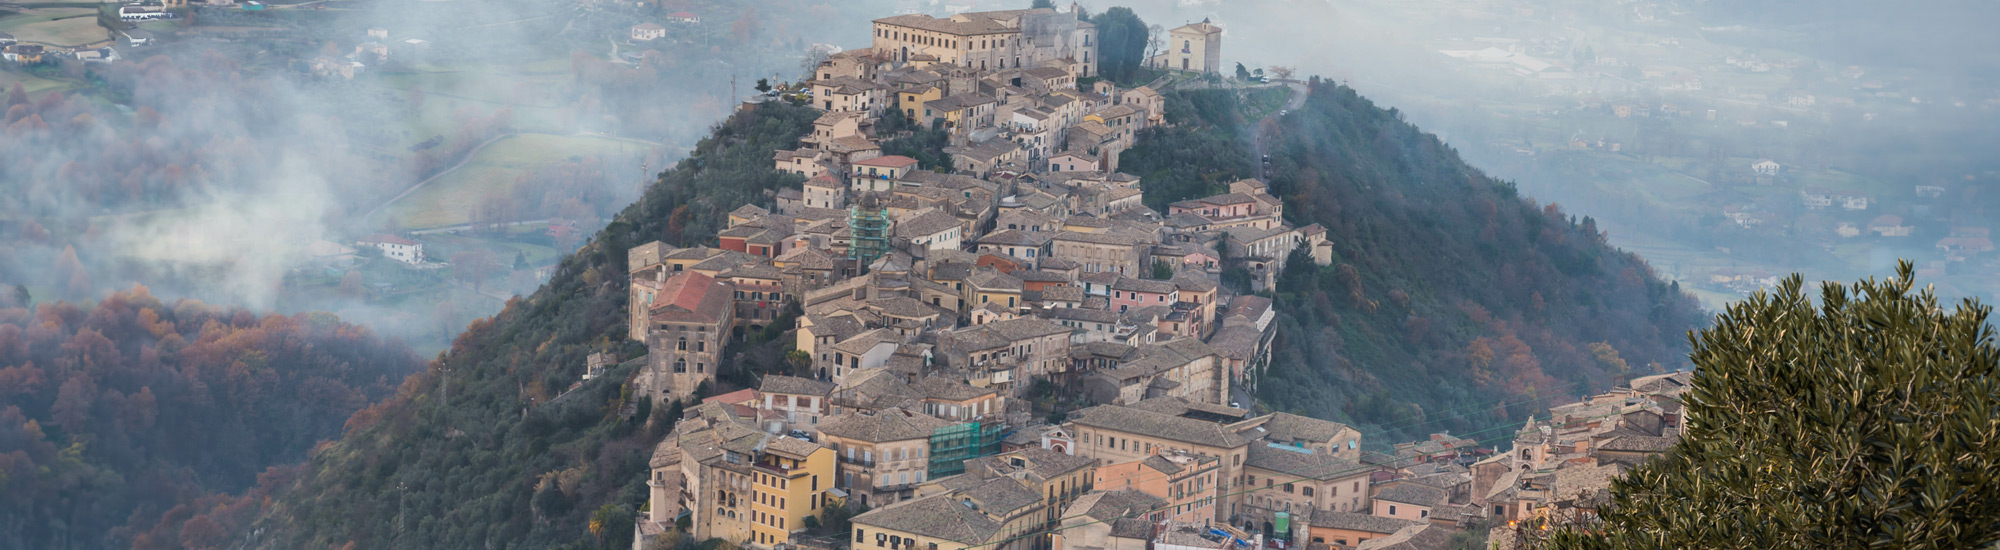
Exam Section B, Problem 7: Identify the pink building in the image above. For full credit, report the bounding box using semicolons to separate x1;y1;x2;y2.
1109;276;1178;313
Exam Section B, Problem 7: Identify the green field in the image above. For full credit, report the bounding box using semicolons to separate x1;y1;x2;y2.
0;7;109;46
376;63;573;150
383;133;649;229
0;69;77;94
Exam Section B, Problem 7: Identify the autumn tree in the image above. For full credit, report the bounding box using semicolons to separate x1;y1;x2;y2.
1540;264;2000;548
450;250;499;289
0;287;420;549
339;269;365;297
55;244;92;300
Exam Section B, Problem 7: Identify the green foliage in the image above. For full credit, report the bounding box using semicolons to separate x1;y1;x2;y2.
1088;7;1150;85
1235;62;1251;81
1240;80;1704;441
589;502;632;546
1119;89;1256;211
1151;259;1175;280
1030;0;1054;8
247;101;820;549
1541;263;2000;548
878;113;956;173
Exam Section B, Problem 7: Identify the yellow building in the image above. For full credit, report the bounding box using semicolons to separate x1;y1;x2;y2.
899;84;946;119
748;437;838;548
643;403;841;550
1149;20;1222;74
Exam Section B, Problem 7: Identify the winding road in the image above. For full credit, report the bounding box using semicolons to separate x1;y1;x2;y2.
1253;80;1309;180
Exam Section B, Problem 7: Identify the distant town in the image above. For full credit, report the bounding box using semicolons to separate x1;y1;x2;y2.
586;7;1695;550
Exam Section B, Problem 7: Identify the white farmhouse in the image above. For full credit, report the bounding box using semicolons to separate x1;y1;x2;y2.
358;234;425;265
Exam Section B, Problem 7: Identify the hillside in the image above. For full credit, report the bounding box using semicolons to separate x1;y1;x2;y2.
0;286;423;549
1133;81;1706;439
230;81;1702;548
236;100;820;550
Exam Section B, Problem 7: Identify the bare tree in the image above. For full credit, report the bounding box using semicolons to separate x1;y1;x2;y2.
798;47;829;81
1146;24;1165;68
1268;65;1296;82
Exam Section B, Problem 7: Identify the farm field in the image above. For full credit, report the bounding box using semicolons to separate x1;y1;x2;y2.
0;6;109;46
0;68;78;94
383;133;649;229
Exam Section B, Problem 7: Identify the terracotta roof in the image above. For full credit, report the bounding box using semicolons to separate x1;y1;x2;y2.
1258;412;1354;445
853;494;1003;544
856;155;921;168
827;135;881;154
913;375;995;401
1068;405;1250;449
1064;488;1165;523
1355;523;1454;550
701;388;759;405
969;447;1097;483
650;272;734;323
978;229;1053;247
1308;511;1414;535
1372;482;1447;507
1111;276;1176;295
1245;444;1367;481
894;209;963;238
819;408;958;443
760;375;835;396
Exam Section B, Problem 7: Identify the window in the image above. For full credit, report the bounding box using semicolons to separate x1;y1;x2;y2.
1389;505;1398;515
1303;487;1314;497
1420;509;1428;518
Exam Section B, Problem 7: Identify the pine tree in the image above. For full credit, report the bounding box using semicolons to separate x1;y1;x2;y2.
1540;262;2000;548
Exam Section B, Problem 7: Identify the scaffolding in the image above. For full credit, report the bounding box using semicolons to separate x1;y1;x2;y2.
849;194;890;272
927;420;1004;479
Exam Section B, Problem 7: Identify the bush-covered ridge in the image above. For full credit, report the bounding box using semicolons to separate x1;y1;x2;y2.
1254;80;1702;438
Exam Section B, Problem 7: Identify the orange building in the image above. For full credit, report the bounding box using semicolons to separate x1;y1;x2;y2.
1093;451;1220;524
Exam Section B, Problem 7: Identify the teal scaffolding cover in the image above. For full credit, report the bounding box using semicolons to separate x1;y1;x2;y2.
849;198;890;270
927;421;1004;478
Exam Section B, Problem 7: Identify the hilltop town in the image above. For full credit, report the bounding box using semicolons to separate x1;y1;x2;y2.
616;7;1692;550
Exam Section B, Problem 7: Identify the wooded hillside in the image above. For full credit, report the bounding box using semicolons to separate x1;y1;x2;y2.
238;100;819;550
1257;81;1703;439
0;286;423;549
